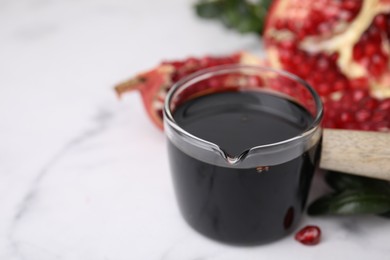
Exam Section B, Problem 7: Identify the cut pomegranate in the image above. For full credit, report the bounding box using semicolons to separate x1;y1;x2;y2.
264;0;390;100
295;225;321;246
115;52;263;129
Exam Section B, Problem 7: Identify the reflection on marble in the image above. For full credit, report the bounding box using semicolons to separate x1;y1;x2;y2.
1;0;390;259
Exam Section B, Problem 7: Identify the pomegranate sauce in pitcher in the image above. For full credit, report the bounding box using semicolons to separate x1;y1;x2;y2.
167;90;322;245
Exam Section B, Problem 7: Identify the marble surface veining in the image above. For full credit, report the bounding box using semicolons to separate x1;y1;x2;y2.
1;0;390;259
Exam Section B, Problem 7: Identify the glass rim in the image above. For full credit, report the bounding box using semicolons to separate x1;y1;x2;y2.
163;64;323;161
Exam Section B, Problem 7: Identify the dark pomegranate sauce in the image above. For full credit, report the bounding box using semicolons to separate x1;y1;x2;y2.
167;90;321;245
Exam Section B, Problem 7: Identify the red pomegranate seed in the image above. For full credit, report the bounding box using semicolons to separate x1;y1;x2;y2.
360;96;378;110
324;120;337;128
280;40;295;50
339;111;354;123
378;99;390;110
340;93;353;107
275;20;284;30
325;71;338;83
365;43;378;56
293;54;304;65
344;122;359;130
317;58;330;71
350;78;369;89
352;89;367;102
330;53;339;62
334;80;347;91
352;45;364;60
375;121;390;131
370;54;386;76
300;63;311;76
361;122;373;131
372;109;388;122
295;225;321;245
374;14;387;30
317;83;331;96
342;0;360;11
311;73;323;85
355;109;371;122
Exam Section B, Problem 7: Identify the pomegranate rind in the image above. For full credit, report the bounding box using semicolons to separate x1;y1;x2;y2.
114;52;264;130
115;65;174;130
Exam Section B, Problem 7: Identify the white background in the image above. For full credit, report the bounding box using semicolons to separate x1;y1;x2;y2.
1;0;390;259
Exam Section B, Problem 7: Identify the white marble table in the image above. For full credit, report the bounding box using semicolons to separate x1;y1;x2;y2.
1;0;390;259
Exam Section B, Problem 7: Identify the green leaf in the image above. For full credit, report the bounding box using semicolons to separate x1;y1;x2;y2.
325;171;390;193
195;0;223;18
308;189;390;216
194;0;273;34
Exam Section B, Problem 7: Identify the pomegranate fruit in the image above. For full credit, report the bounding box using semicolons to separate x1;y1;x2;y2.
295;225;321;245
115;52;263;129
264;0;390;130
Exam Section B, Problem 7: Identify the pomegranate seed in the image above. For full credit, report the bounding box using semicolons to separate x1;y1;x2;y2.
292;54;304;65
280;40;295;50
360;96;378;110
369;25;380;36
365;43;378;56
287;20;297;31
330;53;339;62
325;71;338;84
317;58;330;71
302;19;316;34
334;80;347;91
370;54;387;76
295;225;321;245
207;78;220;88
311;73;323;84
275;20;284;30
375;121;390;131
300;63;311;76
339;111;354;123
355;109;371;122
352;89;367;102
324;120;337;128
326;101;339;112
361;122;373;131
342;0;360;11
317;83;331;96
318;23;331;34
344;122;359;130
374;14;387;30
378;99;390;110
352;46;363;60
372;109;388;122
248;75;263;86
371;32;382;44
340;92;353;105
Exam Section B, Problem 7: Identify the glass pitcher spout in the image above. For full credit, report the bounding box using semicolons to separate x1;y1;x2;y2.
225;151;249;165
165;118;322;169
